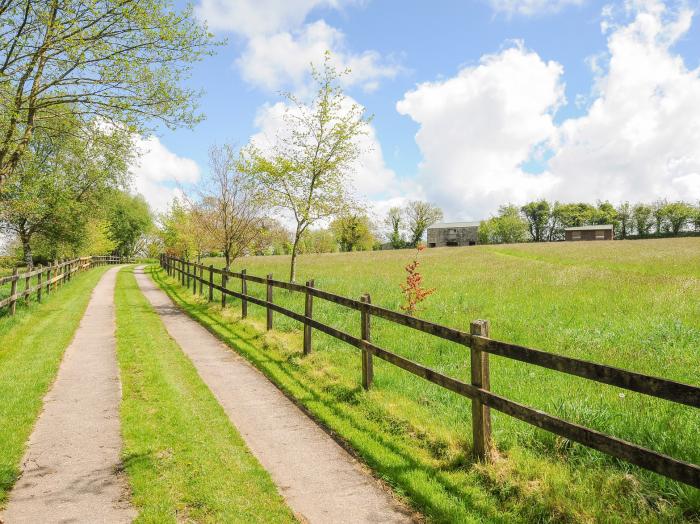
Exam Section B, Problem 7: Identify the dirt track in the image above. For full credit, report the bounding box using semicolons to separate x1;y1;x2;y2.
134;266;413;524
1;267;135;524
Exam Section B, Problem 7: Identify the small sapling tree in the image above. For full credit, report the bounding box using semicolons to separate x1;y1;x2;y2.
399;245;435;316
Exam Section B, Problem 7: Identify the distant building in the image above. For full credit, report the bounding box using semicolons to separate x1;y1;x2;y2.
564;225;614;241
427;222;480;247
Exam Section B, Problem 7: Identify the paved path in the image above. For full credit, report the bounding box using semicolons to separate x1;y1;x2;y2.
2;267;135;524
134;266;414;524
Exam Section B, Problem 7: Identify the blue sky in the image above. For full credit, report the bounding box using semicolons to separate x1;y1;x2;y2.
133;0;700;222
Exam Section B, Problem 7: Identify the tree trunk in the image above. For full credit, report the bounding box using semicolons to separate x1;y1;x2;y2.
19;229;33;269
290;230;302;283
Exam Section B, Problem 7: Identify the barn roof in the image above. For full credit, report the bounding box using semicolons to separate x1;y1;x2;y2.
428;221;481;229
564;224;614;231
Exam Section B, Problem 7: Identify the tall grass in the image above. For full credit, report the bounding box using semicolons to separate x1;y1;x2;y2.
160;238;699;521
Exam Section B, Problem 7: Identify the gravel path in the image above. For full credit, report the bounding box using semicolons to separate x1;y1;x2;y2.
2;266;135;524
135;266;414;524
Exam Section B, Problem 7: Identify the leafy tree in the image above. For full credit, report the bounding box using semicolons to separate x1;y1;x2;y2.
0;114;133;267
0;0;216;184
298;229;338;254
632;204;654;237
616;202;633;238
385;206;406;248
521;200;551;242
405;201;443;247
331;213;376;252
692;202;700;232
107;192;153;257
659;201;694;235
593;201;619;229
652;200;668;234
478;205;528;244
246;53;370;281
196;144;267;270
253;218;292;256
160;199;197;259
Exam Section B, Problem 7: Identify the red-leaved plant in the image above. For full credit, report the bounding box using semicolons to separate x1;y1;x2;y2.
400;245;435;316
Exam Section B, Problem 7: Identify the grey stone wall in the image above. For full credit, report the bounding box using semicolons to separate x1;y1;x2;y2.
427;226;479;247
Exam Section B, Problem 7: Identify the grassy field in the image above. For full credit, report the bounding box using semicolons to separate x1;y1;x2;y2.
0;265;111;507
154;237;700;522
114;267;296;523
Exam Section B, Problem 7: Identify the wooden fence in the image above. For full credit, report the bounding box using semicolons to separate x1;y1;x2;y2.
160;254;700;488
0;256;127;315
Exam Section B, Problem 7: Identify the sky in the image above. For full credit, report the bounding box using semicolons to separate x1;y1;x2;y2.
131;0;700;223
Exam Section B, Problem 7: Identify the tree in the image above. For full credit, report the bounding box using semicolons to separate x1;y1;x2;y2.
160;198;196;258
107;192;153;257
593;201;619;229
247;53;370;281
331;213;376;252
0;0;216;184
385;206;406;248
652;200;668;234
0;114;133;267
616;202;633;239
478;205;528;245
253;219;292;256
521;200;551;242
659;201;694;235
197;144;267;270
298;229;337;254
405;201;443;247
692;203;700;232
632;204;654;237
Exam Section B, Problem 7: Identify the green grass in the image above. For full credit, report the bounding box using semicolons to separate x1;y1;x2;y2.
157;237;700;522
0;265;111;507
114;267;296;523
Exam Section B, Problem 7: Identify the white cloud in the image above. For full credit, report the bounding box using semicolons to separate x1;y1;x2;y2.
548;0;700;204
488;0;585;16
237;20;400;93
195;0;352;37
397;43;564;220
129;136;201;212
397;1;700;220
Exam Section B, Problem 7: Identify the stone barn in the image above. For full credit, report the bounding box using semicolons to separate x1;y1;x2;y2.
427;222;480;247
564;225;614;241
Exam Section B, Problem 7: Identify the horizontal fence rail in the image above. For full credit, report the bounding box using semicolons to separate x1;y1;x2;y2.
160;254;700;488
0;256;129;315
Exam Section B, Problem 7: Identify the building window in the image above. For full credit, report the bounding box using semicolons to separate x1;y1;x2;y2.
572;231;581;240
595;231;605;240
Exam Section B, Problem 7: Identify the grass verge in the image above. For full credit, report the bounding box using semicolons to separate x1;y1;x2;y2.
0;265;111;507
114;267;295;523
151;260;699;523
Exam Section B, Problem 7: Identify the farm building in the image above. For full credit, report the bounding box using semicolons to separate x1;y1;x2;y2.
427;222;480;247
564;225;614;241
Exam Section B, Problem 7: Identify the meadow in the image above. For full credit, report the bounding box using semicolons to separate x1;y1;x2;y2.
157;238;699;522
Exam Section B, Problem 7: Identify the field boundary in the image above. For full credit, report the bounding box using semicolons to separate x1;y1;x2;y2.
0;256;127;315
161;254;700;488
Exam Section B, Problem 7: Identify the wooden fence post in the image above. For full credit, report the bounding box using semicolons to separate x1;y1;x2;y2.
37;265;43;303
46;264;52;296
192;262;197;294
9;268;18;316
186;261;191;289
361;294;373;390
470;319;492;460
199;264;204;295
303;280;314;355
266;274;273;331
24;267;30;304
221;270;228;308
241;269;248;318
208;265;214;302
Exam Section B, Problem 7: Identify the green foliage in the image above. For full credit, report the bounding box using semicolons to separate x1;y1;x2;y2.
107;192;153;257
520;200;551;242
0;114;134;266
330;213;376;252
478;205;528;244
385;206;407;249
0;0;218;183
404;201;443;247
